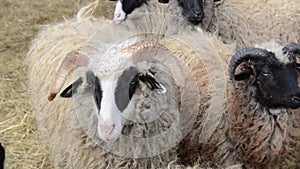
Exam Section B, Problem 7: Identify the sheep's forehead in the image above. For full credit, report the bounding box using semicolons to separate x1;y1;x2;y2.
90;54;135;78
255;40;290;64
273;49;291;65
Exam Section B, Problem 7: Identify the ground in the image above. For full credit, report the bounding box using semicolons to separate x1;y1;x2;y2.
0;0;113;168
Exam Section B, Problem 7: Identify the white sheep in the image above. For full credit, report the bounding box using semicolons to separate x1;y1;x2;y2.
209;0;300;49
27;3;235;168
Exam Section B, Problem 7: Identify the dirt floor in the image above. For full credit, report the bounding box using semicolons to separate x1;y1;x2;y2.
0;0;113;168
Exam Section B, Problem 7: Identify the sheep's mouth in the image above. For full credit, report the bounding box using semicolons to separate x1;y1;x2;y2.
187;16;203;25
188;19;202;25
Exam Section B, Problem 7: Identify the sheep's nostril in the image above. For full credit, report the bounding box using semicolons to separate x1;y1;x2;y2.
114;13;121;19
101;124;115;139
291;95;300;102
194;11;201;16
192;9;203;16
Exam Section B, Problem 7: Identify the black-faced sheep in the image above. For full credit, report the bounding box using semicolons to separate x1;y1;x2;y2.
198;41;300;169
111;0;204;25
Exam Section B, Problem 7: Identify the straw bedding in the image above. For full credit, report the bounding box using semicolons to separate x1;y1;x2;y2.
0;0;113;168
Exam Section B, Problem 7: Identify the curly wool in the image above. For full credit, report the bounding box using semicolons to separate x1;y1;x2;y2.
226;80;300;169
199;41;300;169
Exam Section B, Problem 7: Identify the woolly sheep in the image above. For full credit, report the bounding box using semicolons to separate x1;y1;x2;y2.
26;4;235;168
111;0;204;25
107;0;300;167
198;41;300;168
209;0;300;49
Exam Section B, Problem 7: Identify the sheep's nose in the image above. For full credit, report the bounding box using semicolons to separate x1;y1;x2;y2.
114;13;123;24
114;13;121;19
187;10;204;25
193;9;203;16
100;123;116;140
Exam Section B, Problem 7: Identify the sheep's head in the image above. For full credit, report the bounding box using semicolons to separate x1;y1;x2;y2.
111;0;204;25
177;0;204;25
48;41;190;142
111;0;149;24
229;43;300;109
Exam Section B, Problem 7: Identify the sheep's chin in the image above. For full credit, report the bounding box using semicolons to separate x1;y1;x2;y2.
98;124;122;142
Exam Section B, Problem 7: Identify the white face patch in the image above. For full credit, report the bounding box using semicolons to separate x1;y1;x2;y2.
97;76;123;141
273;48;291;65
114;1;127;24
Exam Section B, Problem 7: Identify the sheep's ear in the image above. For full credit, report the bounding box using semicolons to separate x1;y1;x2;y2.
60;78;83;98
234;67;253;81
139;73;166;93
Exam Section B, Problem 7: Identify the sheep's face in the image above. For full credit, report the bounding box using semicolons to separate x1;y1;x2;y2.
112;0;204;25
177;0;204;25
60;66;166;142
112;0;148;24
255;61;300;109
235;59;300;109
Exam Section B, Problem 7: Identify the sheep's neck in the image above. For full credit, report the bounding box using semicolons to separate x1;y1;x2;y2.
226;82;300;168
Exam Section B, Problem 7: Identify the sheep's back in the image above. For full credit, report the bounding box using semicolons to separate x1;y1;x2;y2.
212;0;300;49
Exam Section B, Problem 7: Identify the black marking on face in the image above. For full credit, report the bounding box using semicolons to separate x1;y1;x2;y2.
86;71;102;111
235;57;300;109
121;0;148;14
60;77;83;98
254;62;300;109
115;67;139;112
129;75;139;99
178;0;204;25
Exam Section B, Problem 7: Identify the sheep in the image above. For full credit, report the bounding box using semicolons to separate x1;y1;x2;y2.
111;0;205;25
26;3;236;167
0;143;5;169
197;41;300;169
109;6;300;167
208;0;300;49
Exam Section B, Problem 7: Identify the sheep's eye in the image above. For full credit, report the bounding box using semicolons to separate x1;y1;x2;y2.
262;71;270;77
130;76;138;85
